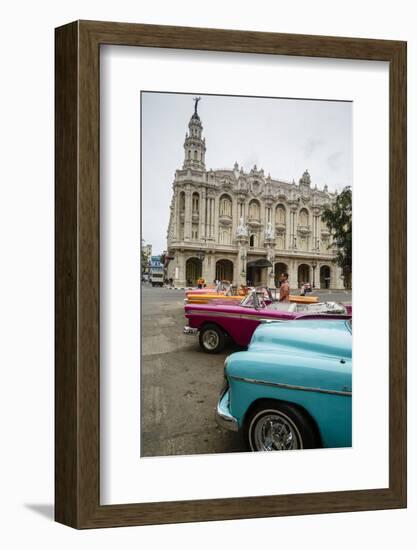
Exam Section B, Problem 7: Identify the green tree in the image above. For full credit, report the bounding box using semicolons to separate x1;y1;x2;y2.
141;239;149;274
321;186;352;289
141;249;148;274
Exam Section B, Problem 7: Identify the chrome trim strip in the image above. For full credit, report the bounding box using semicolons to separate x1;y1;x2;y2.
186;310;286;323
230;376;352;396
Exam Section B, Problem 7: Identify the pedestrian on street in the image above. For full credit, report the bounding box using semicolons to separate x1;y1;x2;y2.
279;272;290;303
197;277;205;289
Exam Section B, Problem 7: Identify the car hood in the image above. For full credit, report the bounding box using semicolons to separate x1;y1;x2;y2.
248;319;352;359
226;320;352;392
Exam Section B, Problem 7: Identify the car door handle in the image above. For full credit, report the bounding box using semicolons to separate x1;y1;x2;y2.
340;359;346;364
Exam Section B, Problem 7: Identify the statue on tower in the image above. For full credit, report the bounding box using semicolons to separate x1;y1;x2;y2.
193;96;201;115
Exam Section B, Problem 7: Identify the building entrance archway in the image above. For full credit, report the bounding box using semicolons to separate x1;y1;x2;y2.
185;257;202;286
246;258;272;287
274;262;288;287
215;259;234;283
298;264;311;287
320;265;331;289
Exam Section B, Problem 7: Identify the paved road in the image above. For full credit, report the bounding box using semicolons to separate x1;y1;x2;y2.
141;286;244;457
141;285;352;457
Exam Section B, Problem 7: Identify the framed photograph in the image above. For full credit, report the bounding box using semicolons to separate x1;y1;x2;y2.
55;20;406;528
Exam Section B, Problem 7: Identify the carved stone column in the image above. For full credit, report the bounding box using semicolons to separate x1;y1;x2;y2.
206;251;216;283
289;258;298;290
202;253;210;283
264;237;276;287
184;187;192;240
174;252;186;287
207;196;215;239
213;194;219;243
232;197;238;240
236;235;249;286
199;188;206;242
334;265;346;289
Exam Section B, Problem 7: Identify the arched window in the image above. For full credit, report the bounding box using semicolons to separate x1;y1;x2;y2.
320;265;331;288
276;204;286;224
249;200;260;220
298;264;311;287
216;259;234;282
188;150;191;159
194;150;198;160
249;234;257;247
299;208;309;226
179;192;185;212
219;194;232;217
192;192;199;213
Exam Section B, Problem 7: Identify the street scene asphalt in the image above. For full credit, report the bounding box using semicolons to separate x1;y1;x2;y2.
140;285;352;457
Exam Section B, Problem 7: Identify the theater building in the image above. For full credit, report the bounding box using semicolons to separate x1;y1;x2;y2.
166;100;345;290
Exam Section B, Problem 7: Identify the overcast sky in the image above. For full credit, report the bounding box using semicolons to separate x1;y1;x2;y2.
141;92;352;255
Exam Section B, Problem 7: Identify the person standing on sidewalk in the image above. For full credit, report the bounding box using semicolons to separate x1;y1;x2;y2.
279;272;290;303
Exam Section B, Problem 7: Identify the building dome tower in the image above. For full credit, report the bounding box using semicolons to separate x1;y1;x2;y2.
183;97;206;171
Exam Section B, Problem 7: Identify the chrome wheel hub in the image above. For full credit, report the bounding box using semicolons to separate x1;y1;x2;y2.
202;329;219;350
252;413;301;451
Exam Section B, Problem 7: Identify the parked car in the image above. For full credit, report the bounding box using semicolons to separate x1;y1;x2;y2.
185;280;234;295
185;282;246;304
216;319;352;451
184;289;351;353
300;282;312;295
186;283;318;305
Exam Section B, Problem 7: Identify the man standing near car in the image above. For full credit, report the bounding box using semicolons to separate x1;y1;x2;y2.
279;272;290;303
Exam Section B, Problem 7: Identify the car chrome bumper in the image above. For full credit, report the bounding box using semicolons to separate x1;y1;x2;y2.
215;387;238;432
183;326;198;335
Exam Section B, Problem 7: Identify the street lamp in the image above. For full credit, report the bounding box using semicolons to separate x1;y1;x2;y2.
195;249;206;286
196;249;205;262
240;252;247;274
269;255;275;279
311;260;317;288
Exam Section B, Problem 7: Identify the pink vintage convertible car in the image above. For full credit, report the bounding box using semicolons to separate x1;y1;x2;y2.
184;290;352;353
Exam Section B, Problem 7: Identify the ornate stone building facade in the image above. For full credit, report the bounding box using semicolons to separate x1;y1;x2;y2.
166;100;345;290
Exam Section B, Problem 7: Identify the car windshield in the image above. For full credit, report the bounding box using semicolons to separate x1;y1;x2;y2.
224;284;239;296
240;290;270;308
297;301;347;314
267;301;347;314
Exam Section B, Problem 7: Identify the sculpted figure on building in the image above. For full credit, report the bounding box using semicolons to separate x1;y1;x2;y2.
166;101;344;290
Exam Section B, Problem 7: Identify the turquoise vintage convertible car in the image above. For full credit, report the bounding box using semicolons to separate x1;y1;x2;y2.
216;319;352;451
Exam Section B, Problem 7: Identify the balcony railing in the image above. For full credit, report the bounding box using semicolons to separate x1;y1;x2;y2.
219;213;232;225
297;224;311;235
247;217;261;228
